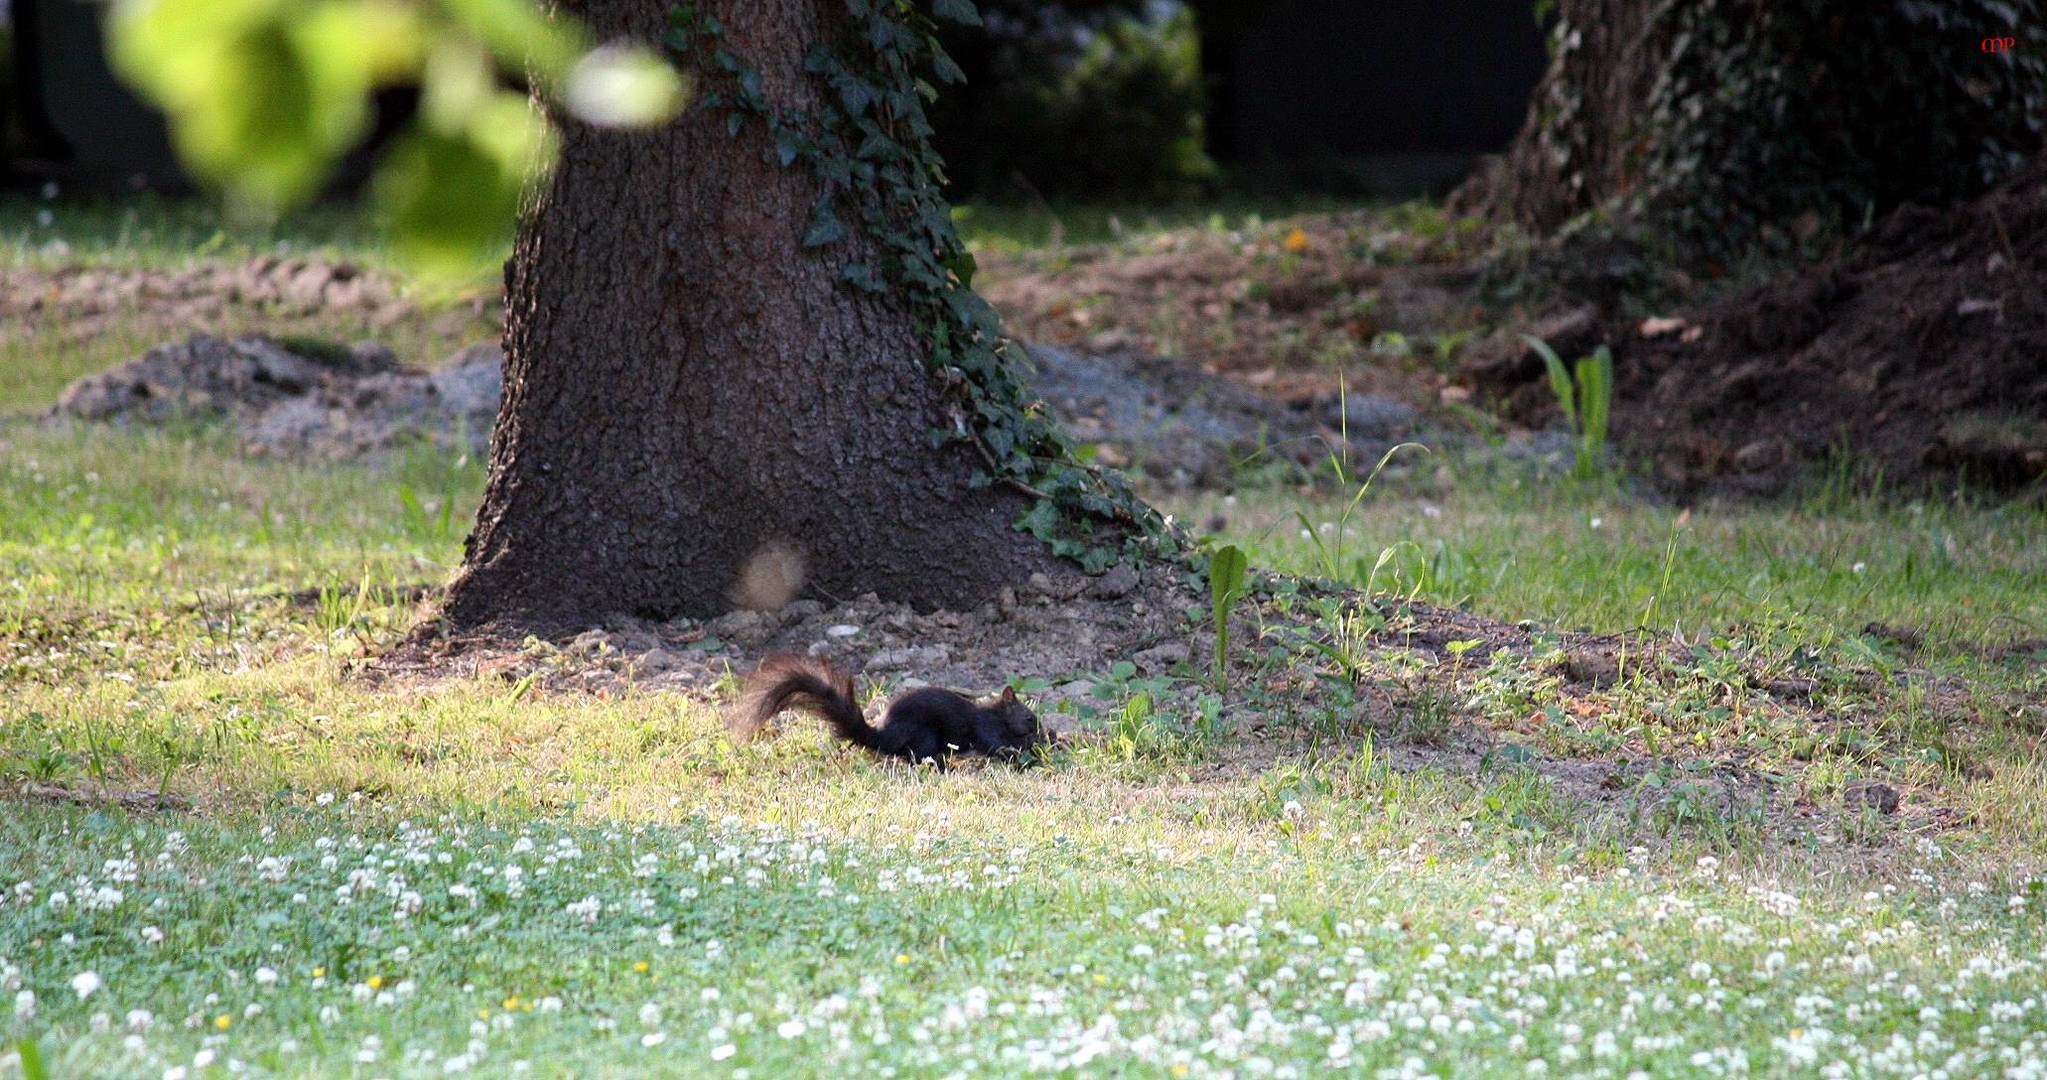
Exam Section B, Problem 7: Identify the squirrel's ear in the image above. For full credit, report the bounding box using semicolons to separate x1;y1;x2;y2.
999;685;1017;703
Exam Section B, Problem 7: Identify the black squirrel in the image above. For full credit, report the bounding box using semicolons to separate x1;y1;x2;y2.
728;654;1045;764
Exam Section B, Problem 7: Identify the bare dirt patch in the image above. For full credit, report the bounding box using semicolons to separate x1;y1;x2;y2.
376;565;1967;850
1;257;490;348
979;216;1485;416
1;782;192;813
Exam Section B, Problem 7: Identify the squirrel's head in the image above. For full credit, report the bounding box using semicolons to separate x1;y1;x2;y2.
984;684;1046;751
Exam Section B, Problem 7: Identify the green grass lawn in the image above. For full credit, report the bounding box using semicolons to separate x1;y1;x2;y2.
7;798;2043;1079
5;196;2047;1077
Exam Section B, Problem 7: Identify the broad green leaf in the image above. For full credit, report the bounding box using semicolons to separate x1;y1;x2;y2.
16;1039;48;1080
1578;345;1614;455
1522;334;1576;436
1209;545;1248;612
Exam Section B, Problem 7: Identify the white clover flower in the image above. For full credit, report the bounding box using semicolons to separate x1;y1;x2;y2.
254;967;278;987
639;1002;662;1028
711;1044;737;1061
15;989;35;1021
71;970;103;999
777;1018;806;1038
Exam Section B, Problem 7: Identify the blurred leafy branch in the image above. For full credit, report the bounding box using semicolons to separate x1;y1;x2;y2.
109;0;685;278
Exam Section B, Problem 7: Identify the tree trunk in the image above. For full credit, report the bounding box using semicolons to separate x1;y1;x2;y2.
441;0;1065;630
1467;0;1655;236
1468;0;2046;257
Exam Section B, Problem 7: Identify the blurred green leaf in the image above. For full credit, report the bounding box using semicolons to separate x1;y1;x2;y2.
113;2;373;209
373;108;551;280
110;0;689;279
440;0;584;84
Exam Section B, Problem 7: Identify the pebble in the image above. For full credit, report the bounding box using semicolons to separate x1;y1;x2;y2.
1089;563;1140;600
1134;641;1191;671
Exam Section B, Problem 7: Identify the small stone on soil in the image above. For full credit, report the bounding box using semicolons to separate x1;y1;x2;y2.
1134;641;1191;671
1089;563;1140;600
1559;650;1621;688
1847;780;1902;815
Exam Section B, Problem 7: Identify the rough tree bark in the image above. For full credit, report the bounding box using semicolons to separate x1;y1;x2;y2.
1465;0;2045;254
1456;0;1656;235
441;0;1066;630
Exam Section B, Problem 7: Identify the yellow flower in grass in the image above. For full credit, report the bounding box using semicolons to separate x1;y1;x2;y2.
632;961;650;974
1283;227;1310;254
367;976;384;990
214;1014;232;1030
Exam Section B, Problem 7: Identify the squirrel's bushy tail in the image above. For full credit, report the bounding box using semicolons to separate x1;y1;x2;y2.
728;654;881;750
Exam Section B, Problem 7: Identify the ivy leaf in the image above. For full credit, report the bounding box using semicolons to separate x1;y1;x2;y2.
927;37;966;84
803;198;848;248
833;73;877;116
1015;499;1060;539
841;262;884;292
932;0;983;26
854;130;896;160
945;247;977;288
774;129;805;166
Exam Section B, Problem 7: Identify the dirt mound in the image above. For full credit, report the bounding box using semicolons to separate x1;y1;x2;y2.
52;334;504;460
1465;158;2047;498
52;332;1426;482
